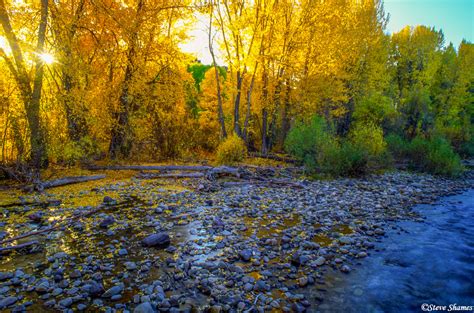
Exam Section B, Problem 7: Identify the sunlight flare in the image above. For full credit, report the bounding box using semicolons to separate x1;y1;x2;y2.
38;52;55;64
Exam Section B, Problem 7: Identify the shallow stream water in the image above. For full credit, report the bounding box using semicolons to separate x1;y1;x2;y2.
315;188;474;313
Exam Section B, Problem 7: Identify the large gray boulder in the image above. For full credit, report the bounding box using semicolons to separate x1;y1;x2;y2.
141;233;170;248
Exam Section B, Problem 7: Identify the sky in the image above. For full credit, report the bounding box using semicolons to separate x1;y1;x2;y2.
384;0;473;47
180;0;474;64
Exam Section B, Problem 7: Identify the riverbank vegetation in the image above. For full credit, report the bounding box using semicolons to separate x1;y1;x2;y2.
0;0;472;181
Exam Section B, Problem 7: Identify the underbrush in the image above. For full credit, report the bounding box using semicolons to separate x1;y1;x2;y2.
285;115;464;178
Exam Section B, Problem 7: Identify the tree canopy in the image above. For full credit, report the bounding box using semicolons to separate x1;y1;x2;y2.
0;0;472;174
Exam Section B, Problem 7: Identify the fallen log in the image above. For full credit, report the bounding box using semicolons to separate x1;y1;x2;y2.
0;199;61;208
220;179;307;189
0;203;107;246
0;223;60;245
137;172;205;179
0;240;40;254
249;153;297;163
23;175;106;192
86;165;212;171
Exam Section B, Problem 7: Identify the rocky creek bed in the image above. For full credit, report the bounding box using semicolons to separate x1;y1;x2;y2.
0;170;473;312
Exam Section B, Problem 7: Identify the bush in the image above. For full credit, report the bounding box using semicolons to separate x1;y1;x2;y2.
353;92;397;125
284;115;331;171
408;136;463;177
62;136;99;166
319;140;368;177
349;122;387;158
215;134;247;165
386;133;410;159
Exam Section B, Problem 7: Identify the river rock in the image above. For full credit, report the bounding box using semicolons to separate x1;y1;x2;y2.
27;211;44;222
103;196;116;205
134;302;155;313
102;285;123;297
340;265;351;273
82;280;104;296
0;272;13;281
0;296;17;309
124;262;137;270
100;216;115;228
118;249;128;256
239;249;252;262
58;297;73;308
141;233;170;247
314;256;326;266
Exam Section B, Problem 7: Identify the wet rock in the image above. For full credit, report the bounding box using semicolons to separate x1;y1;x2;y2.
0;296;17;309
27;211;44;223
141;233;170;248
134;302;155;313
103;196;116;205
58;297;73;308
339;237;353;245
124;262;137;270
82;280;104;296
102;285;123;298
111;294;122;301
213;217;225;229
239;249;252;262
291;302;305;313
291;252;309;266
356;251;368;258
70;269;82;278
77;303;88;310
298;276;308;287
100;215;115;228
43;299;56;307
340;265;351;273
243;283;253;292
254;280;270;292
374;229;385;235
0;272;13;281
35;281;50;293
118;249;128;256
314;256;326;266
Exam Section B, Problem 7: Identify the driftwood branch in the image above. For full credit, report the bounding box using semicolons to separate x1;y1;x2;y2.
137;172;205;179
0;199;61;208
0;240;40;254
23;175;106;192
86;165;212;171
0;203;107;246
220;179;307;189
249;153;296;163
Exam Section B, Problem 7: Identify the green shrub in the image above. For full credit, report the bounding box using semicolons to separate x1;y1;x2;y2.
318;140;368;177
386;134;410;159
284;115;331;171
353;92;397;125
62;136;99;166
215;134;247;165
408;136;463;177
349;122;387;158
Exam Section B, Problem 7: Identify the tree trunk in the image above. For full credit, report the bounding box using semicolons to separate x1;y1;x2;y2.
109;63;133;158
261;107;268;155
233;70;243;137
208;4;227;139
0;0;49;170
243;71;256;145
280;78;291;147
108;0;144;158
59;0;88;142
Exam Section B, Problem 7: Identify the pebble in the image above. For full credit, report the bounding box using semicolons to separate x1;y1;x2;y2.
133;302;155;313
0;296;18;309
